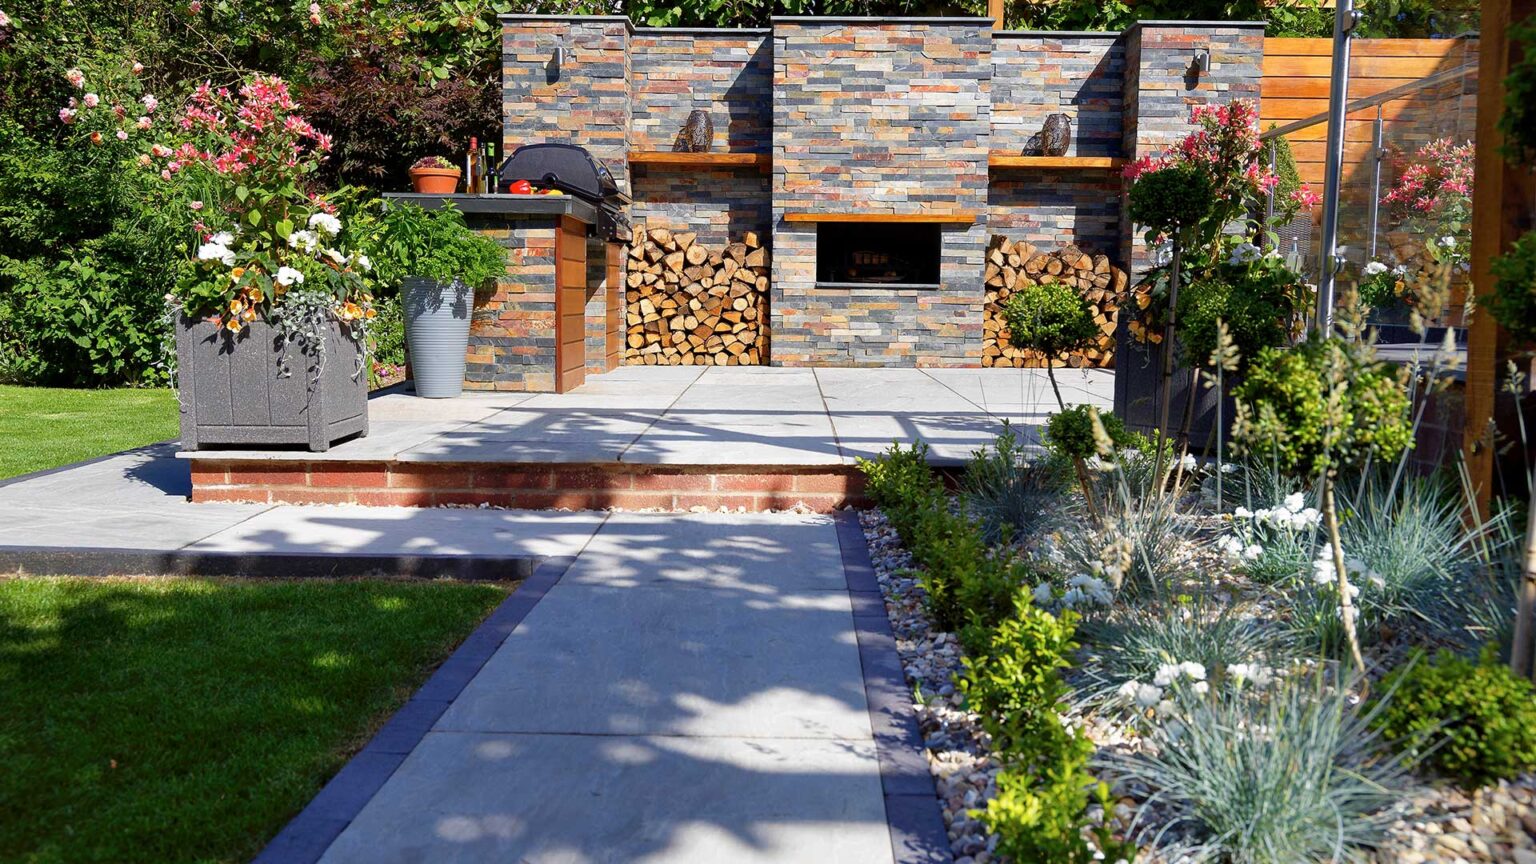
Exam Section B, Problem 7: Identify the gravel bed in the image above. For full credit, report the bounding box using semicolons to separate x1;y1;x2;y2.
857;506;1536;864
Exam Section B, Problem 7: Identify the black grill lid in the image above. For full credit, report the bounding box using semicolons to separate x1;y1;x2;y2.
497;143;629;204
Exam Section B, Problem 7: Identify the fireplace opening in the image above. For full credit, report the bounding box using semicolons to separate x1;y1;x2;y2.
815;222;942;288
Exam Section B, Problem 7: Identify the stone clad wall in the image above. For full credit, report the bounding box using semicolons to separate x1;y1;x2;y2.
991;32;1124;157
770;19;993;366
629;30;773;252
502;16;632;193
465;216;559;392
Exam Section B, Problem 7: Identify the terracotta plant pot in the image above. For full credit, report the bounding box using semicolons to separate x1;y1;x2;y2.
409;166;462;194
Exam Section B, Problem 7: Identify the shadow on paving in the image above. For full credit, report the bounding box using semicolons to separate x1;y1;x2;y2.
314;513;904;864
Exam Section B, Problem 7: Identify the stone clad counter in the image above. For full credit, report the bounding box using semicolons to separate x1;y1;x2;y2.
383;193;619;392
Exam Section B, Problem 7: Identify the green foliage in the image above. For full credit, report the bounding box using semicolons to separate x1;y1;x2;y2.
368;201;506;289
1504;17;1536;165
964;602;1136;863
1126;162;1214;236
368;292;406;368
1231;336;1413;479
1176;256;1307;372
1118;677;1411;864
1000;280;1099;359
1488;230;1536;346
1262;134;1303;220
856;440;942;544
1375;649;1536;786
1044;404;1131;461
1083;599;1283;698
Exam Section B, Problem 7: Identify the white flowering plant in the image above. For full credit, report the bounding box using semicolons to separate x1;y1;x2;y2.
151;76;375;365
1219;490;1323;584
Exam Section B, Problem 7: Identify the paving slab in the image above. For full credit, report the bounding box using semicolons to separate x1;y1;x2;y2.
434;583;870;738
317;732;891;864
185;507;606;558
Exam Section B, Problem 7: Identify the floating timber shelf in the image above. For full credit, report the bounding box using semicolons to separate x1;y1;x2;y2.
987;154;1127;171
629;151;771;171
782;212;977;225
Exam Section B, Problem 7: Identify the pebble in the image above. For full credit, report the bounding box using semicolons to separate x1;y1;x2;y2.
858;507;1536;864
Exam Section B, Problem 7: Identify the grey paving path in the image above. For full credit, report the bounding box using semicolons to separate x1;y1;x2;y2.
0;445;605;562
314;512;898;864
188;366;1115;466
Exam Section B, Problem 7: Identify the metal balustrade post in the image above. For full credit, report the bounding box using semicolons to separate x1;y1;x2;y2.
1367;105;1385;261
1316;0;1362;332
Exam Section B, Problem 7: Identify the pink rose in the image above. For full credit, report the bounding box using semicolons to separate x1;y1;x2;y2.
137;154;152;167
132;62;144;75
136;116;151;130
58;107;75;124
189;200;204;211
115;130;128;141
160;169;172;181
65;68;84;88
141;94;158;114
82;92;99;108
188;0;201;12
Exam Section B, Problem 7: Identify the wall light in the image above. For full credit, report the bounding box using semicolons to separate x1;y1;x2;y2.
1191;48;1211;76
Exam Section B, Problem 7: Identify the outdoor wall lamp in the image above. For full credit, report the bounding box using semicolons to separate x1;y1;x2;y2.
1191;48;1211;76
548;45;566;81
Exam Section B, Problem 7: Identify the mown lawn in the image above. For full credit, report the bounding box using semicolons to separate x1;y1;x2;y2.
0;386;178;480
0;576;511;864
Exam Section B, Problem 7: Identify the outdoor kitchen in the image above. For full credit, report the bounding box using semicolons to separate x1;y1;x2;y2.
420;14;1265;392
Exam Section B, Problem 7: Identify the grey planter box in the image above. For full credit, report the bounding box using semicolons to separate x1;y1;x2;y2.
176;313;369;452
1113;322;1234;453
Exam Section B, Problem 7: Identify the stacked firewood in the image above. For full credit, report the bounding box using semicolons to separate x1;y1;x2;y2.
983;237;1128;368
625;225;769;365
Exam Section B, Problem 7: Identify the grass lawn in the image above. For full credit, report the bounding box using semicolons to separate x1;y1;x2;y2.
0;576;511;864
0;386;178;481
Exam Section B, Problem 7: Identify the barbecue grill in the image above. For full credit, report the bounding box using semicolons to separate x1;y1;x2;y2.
497;143;632;242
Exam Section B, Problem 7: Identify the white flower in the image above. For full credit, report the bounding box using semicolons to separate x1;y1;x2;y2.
1154;663;1182;687
1220;462;1238;474
1244;543;1262;561
275;266;305;287
287;229;318;252
1392;264;1409;276
1155;699;1177;718
323;247;347;266
1364;261;1388;276
1283;492;1305;512
1229;663;1275;688
0;11;11;28
1117;680;1139;700
1178;454;1197;471
1118;681;1164;708
1233;506;1253;519
308;212;343;236
354;253;372;272
1440;235;1456;248
1228;242;1262;266
1192;681;1209;696
209;231;234;246
1032;582;1055;607
196;241;235;266
1179;661;1207;682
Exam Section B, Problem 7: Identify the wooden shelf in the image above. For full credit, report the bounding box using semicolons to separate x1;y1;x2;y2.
782;212;977;225
988;154;1126;171
629;151;771;171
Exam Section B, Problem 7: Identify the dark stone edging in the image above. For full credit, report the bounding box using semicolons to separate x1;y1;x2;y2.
834;510;950;864
0;547;541;582
251;552;581;864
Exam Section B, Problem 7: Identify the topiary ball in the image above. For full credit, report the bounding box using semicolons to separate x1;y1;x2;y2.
1001;280;1099;359
1128;163;1215;234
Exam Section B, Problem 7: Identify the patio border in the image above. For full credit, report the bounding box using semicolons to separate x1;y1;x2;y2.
0;547;542;581
834;510;950;864
251;547;587;863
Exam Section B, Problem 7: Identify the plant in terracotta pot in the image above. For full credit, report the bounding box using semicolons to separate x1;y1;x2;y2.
143;75;376;451
408;155;461;194
369;201;505;398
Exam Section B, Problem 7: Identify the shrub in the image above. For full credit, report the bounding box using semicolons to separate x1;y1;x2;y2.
1126;161;1214;236
1043;404;1132;461
961;427;1065;544
1000;280;1099;364
856;440;941;543
1118;677;1411;863
1374;649;1536;786
1488;230;1536;347
1231;336;1413;479
965;601;1135;863
1175;254;1307;372
1503;17;1536;165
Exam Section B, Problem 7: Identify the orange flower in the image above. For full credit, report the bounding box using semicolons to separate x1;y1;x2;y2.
247;287;264;303
241;307;256;322
364;307;377;319
227;298;243;315
341;302;361;320
225;317;243;333
230;266;246;281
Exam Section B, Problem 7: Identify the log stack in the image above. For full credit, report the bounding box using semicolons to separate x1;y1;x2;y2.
983;236;1128;369
624;225;770;365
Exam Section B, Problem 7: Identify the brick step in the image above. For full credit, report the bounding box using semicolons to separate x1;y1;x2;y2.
190;460;868;513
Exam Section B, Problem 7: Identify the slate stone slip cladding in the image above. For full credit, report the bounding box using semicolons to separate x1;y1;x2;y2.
464;215;558;392
770;19;993;367
630;31;772;153
991;33;1124;157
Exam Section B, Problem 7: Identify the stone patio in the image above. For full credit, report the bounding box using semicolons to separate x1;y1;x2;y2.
182;366;1114;512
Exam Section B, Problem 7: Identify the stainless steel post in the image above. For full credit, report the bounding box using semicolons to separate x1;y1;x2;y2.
1367;104;1384;260
1316;0;1361;332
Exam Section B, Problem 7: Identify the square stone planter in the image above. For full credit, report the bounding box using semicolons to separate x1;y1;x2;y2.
176;313;369;452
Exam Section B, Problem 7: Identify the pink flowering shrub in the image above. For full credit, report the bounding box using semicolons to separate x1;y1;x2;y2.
142;75;374;345
1122;99;1316;350
54;61;158;148
1382;138;1474;269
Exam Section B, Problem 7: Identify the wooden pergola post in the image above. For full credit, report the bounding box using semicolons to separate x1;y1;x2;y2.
989;0;1005;29
1465;0;1533;517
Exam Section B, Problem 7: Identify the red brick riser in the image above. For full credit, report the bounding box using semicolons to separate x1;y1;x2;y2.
190;461;870;513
